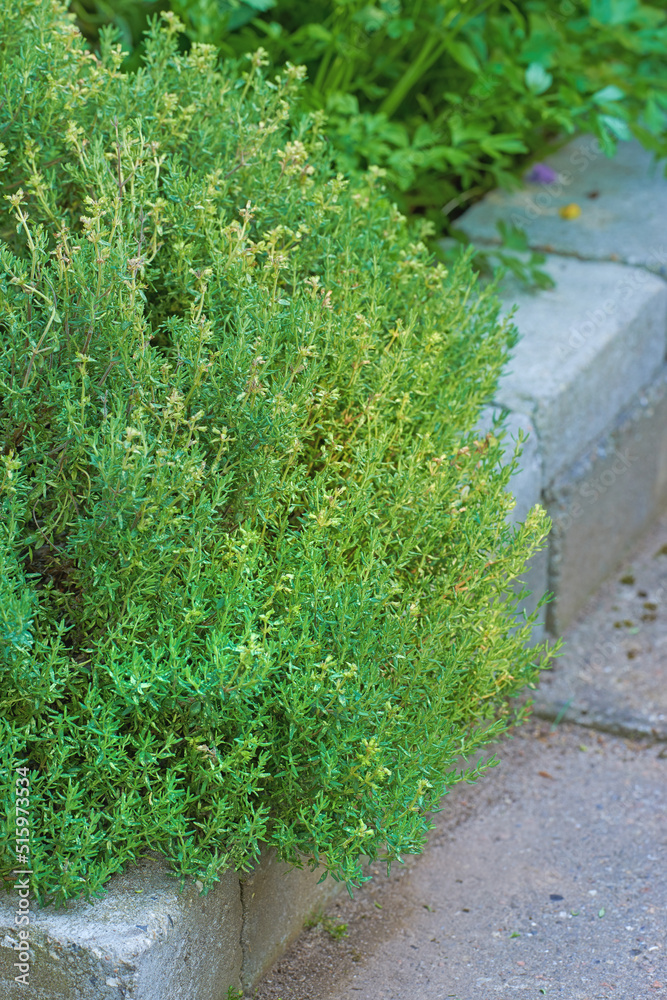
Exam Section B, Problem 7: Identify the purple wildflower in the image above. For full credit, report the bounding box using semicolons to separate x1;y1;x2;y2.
526;162;558;185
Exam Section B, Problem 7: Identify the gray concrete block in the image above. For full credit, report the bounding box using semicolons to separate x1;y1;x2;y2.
515;546;549;644
240;851;344;991
476;407;548;642
495;410;549;641
458;135;667;278
0;855;242;1000
496;255;667;484
533;511;667;740
545;367;667;634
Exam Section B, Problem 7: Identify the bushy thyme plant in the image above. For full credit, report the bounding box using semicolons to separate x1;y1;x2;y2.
0;2;552;906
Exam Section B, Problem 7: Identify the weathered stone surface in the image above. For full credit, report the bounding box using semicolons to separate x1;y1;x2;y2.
477;274;667;642
495;255;667;485
482;266;666;640
240;851;344;991
0;855;242;1000
534;511;667;740
458;135;667;277
544;368;667;634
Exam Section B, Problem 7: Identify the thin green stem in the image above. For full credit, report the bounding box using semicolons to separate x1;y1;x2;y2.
378;0;500;119
312;47;336;98
379;34;444;118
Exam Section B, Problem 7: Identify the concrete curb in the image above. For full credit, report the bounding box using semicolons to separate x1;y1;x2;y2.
0;857;243;1000
0;853;343;999
240;851;343;990
462;136;667;639
458;133;667;277
530;504;667;741
2;135;666;1000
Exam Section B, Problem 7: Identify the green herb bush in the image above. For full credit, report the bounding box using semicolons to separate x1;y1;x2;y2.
1;2;552;907
70;0;667;230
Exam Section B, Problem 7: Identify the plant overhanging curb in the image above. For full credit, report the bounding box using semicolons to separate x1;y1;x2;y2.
0;2;554;909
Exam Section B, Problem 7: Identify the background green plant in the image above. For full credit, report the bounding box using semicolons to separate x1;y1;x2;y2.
69;0;667;236
1;2;553;907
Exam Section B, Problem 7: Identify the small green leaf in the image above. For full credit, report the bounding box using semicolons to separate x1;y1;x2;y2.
593;85;625;104
598;115;632;141
497;220;528;252
444;40;481;74
525;63;553;95
598;908;606;918
591;0;639;25
386;17;415;40
480;134;529;156
643;97;667;135
412;121;437;148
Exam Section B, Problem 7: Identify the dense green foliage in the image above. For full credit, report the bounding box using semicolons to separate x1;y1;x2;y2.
71;0;667;230
1;2;551;907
